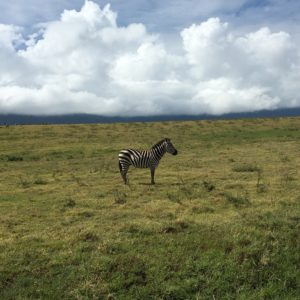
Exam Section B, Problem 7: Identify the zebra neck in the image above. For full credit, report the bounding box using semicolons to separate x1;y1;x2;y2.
151;144;166;161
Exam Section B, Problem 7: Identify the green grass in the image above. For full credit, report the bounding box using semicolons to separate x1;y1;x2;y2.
0;117;300;299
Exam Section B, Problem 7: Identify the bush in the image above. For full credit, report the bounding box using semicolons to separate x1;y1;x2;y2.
224;192;250;207
34;178;47;185
203;180;215;192
7;155;23;161
233;164;260;172
64;198;76;208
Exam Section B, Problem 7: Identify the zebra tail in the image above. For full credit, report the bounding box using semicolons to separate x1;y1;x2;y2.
118;161;122;173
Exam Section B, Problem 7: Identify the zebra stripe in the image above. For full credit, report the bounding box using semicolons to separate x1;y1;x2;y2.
118;138;178;184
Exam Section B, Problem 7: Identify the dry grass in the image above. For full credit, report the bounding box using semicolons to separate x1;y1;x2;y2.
0;117;299;299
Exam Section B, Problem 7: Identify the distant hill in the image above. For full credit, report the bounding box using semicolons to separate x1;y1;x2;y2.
1;107;300;125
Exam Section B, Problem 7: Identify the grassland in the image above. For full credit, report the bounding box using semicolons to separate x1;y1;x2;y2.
0;117;299;299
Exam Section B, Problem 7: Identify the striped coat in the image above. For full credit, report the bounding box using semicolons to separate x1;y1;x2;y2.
118;138;178;184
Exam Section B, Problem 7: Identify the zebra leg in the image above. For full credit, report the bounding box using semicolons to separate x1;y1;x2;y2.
150;167;155;185
121;170;127;184
119;161;129;184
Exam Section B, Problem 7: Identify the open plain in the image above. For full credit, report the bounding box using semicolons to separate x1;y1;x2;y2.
0;117;299;299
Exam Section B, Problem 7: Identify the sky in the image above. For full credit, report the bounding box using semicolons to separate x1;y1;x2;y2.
0;0;300;116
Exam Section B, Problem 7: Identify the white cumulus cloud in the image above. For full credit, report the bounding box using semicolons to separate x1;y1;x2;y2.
0;0;299;116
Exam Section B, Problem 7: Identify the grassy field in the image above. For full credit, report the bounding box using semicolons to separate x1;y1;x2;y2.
0;117;299;299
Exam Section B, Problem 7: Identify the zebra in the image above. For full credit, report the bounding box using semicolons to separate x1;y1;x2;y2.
118;138;178;184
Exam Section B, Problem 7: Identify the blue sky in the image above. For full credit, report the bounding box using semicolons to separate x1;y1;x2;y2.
0;0;300;115
1;0;299;33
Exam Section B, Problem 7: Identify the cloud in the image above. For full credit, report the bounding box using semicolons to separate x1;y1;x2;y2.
0;1;299;116
181;18;299;113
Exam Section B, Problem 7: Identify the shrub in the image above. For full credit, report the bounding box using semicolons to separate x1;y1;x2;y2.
113;190;127;204
7;155;23;161
233;164;261;172
224;192;250;207
203;180;215;192
192;206;215;214
80;231;98;242
64;198;76;208
19;176;31;188
34;178;48;185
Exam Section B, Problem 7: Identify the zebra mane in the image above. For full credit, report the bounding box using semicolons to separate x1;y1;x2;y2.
151;138;168;149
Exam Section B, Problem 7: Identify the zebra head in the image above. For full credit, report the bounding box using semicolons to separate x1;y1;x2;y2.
164;138;178;155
